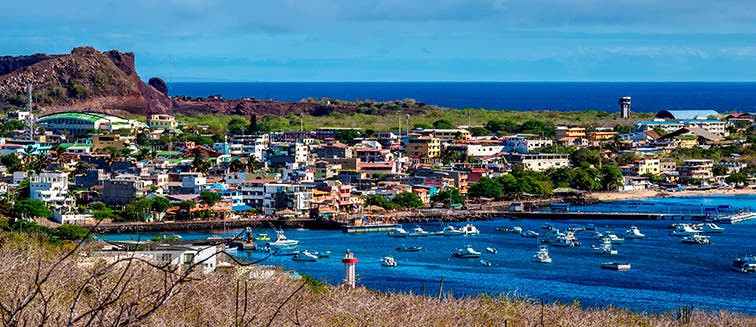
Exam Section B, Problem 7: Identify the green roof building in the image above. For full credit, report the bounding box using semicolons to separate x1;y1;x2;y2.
36;111;143;135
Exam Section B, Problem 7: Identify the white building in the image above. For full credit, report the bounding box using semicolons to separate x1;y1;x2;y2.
262;183;312;216
181;173;207;194
505;136;553;154
93;244;219;274
508;153;569;172
30;172;72;208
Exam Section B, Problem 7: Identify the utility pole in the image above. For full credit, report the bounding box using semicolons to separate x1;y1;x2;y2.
25;83;34;141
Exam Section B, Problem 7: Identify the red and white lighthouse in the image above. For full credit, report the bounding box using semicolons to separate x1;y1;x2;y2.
341;249;358;288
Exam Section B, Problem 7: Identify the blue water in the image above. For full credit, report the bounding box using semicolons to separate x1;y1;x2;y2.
168;82;756;112
103;195;756;314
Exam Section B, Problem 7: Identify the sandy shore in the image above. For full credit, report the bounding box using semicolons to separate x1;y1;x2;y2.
591;187;755;202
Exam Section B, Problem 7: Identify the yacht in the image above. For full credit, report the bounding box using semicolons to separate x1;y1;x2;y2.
670;224;699;236
732;255;756;273
623;226;645;239
532;245;552;263
268;231;300;248
292;250;318;262
408;227;430;237
591;239;618;255
441;225;464;236
460;224;480;235
603;232;624;244
451;245;482;258
681;234;711;245
510;226;523;234
542;230;580;247
698;223;725;234
395;245;423;252
520;230;539;238
388;227;409;238
381;256;397;267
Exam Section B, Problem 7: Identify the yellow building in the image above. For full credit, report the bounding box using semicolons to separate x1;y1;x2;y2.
674;135;697;148
147;114;178;129
405;136;441;158
634;158;660;175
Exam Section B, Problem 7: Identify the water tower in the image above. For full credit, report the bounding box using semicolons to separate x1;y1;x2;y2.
341;249;358;288
619;96;631;119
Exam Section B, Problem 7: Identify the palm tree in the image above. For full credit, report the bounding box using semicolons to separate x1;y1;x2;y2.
246;156;262;173
229;159;245;173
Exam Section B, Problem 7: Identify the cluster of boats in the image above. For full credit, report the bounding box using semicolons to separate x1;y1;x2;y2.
668;223;725;245
388;223;480;237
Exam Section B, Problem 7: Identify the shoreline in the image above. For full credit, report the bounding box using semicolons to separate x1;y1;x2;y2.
590;187;755;202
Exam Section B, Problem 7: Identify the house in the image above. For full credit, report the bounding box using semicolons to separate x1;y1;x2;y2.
74;168;107;188
147;114;178;130
633;158;661;176
405;136;441;158
507;153;569;172
103;175;151;205
92;244;220;274
30;172;73;208
678;160;714;182
554;126;586;139
504;135;553;154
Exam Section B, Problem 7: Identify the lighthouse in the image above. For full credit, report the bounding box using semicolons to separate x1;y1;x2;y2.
341;249;358;288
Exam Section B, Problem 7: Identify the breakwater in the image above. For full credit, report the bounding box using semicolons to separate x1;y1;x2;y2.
93;219;342;234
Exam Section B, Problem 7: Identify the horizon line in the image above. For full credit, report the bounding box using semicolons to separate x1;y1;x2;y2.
162;80;756;83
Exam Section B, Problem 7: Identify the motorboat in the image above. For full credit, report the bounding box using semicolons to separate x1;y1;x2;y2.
486;247;498;254
395;245;423;252
224;246;238;252
268;231;299;248
602;232;624;244
441;225;464;236
591;239;618;255
732;255;756;273
681;234;711;245
382;256;397;267
273;249;300;256
313;251;332;258
601;262;631;271
510;226;523;234
451;245;481;258
388;227;409;238
532;245;552;263
592;231;605;239
697;223;725;234
459;224;480;235
541;230;580;247
292;250;318;262
670;224;699;236
408;226;430;237
541;223;557;231
253;233;271;241
623;226;645;239
494;226;512;232
520;230;539;238
480;259;492;267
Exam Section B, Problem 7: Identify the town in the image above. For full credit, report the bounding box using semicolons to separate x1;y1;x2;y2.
0;97;754;231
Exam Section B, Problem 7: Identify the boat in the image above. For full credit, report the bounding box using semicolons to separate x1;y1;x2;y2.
292;250;318;262
381;256;397;267
623;226;645;239
670;224;699;236
395;245;423;252
541;223;557;230
408;226;430;237
520;230;539;238
313;251;332;258
494;226;512;232
441;225;464;236
273;249;300;256
602;232;624;244
268;231;300;248
732;255;756;273
697;223;725;233
224;246;238;252
601;262;631;271
388;227;409;238
510;226;523;234
207;235;222;240
451;245;481;258
592;231;605;239
486;247;498;254
532;245;552;263
480;259;492;266
459;223;480;235
681;234;711;245
584;224;596;231
591;239;618;255
541;230;580;247
253;233;271;241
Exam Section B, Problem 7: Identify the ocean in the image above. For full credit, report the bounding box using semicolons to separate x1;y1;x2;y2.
103;195;756;314
168;82;756;113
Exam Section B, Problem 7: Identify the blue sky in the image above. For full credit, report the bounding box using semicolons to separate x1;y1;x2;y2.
2;1;755;82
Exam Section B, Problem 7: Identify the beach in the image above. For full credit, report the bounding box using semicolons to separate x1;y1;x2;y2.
592;188;755;202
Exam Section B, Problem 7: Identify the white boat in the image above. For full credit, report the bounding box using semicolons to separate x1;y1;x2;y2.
480;259;492;266
603;232;624;244
592;231;605;239
591;239;618;255
541;223;556;230
408;227;430;237
313;251;331;258
681;234;711;245
388;227;409;238
510;226;523;234
459;224;480;235
441;225;464;236
601;262;631;271
520;230;539;238
542;230;580;247
452;245;481;258
292;250;318;262
486;247;498;254
382;256;397;267
623;226;645;239
532;245;552;263
224;246;238;253
670;224;699;236
732;255;756;273
268;231;300;248
395;245;424;252
698;223;725;233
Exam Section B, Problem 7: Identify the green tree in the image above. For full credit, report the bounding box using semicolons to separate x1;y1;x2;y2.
363;194;398;210
484;119;518;134
570;168;601;191
124;197;153;221
12;199;51;220
334;130;361;143
151;196;173;212
55;224;92;241
246;114;258;134
412;123;432;130
599;165;624;191
192;156;211;173
569;148;600;168
430;188;466;206
391;192;424;208
440;149;467;164
227;117;249;135
712;165;729;176
200;191;222;207
725;173;749;186
15;179;30;199
467;126;491;136
432;119;455;129
229;159;246;172
0;154;22;172
519;120;553;137
468;177;504;199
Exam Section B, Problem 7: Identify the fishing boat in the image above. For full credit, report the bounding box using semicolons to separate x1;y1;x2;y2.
452;245;481;258
480;259;492;266
681;234;711;245
732;255;756;273
520;230;539;238
459;223;480;235
292;250;318;262
407;226;430;237
670;224;699;236
591;239;618;255
395;245;423;252
388;227;409;238
268;231;300;248
532;245;552;263
623;226;645;239
601;262;631;271
382;256;397;267
486;247;498;254
253;233;271;241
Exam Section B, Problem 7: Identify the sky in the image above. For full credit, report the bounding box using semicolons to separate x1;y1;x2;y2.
1;0;756;82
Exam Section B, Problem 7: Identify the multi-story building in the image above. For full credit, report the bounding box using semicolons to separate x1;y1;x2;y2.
445;140;505;158
505;136;553;154
92;134;129;153
262;183;312;216
30;172;71;208
415;129;471;141
633;158;660;176
507;153;569;172
678;159;714;181
103;175;151;205
147;114;178;130
405;136;441;158
680;120;727;137
554;126;586;139
312;141;352;159
74;169;107;188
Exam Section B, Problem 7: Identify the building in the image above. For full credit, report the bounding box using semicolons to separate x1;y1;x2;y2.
619;96;631;119
505;136;553;154
554;126;586;139
633;158;660;176
30;172;71;208
415;129;471;141
312;140;352;159
147;114;178;130
103;175;151;205
508;153;569;172
92;134;130;153
655;110;719;121
405;136;441;158
679;120;727;137
36;112;143;135
262;183;312;217
678;159;714;181
74;168;107;188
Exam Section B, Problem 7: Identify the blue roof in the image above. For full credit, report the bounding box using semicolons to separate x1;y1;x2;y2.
656;110;720;120
679;119;724;123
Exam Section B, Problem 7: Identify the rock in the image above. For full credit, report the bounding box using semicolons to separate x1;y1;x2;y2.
148;77;168;96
